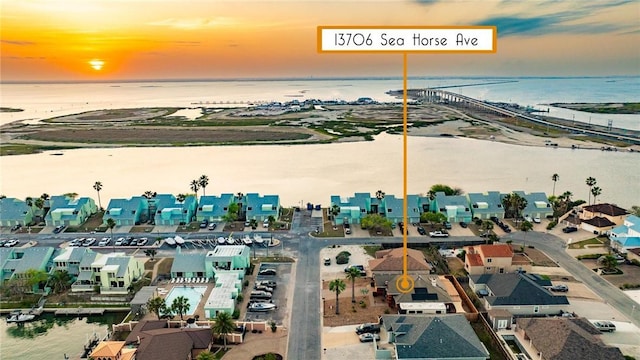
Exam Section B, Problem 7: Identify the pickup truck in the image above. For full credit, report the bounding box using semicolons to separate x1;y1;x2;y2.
429;230;449;238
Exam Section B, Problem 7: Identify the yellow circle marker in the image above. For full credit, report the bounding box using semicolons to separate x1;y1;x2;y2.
396;274;414;294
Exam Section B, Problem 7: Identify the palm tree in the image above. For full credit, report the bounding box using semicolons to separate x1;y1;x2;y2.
482;220;494;243
144;249;157;261
551;174;559;196
40;193;50;201
586;177;597;205
196;351;215;360
106;218;116;251
267;215;276;228
189;179;200;194
346;267;361;303
591;186;602;204
25;197;34;207
64;192;78;200
599;255;619;272
520;220;533;248
329;278;346;314
93;181;103;210
142;191;156;222
146;297;167;319
171;295;190;321
49;270;72;294
212;311;236;350
330;204;340;221
176;194;187;224
375;190;385;200
198;175;210;196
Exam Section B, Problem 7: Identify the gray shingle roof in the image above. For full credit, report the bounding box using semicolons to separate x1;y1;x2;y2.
171;253;206;274
105;256;130;278
0;198;31;223
383;314;489;359
474;272;568;306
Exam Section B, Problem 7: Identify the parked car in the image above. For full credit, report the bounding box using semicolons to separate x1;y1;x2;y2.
344;223;352;235
53;225;65;234
258;268;277;276
4;239;19;247
429;230;449;238
98;237;111;246
562;226;578;233
10;224;22;232
256;280;277;288
344;264;366;276
254;285;274;293
250;290;272;300
83;238;96;247
524;216;533;223
549;284;569;292
355;323;381;334
459;222;468;228
208;223;217;230
115;237;126;246
324;257;331;266
593;321;616;332
136;237;148;246
359;333;380;342
69;238;83;246
200;219;208;228
263;219;269;228
443;221;452;229
417;226;426;235
533;217;541;224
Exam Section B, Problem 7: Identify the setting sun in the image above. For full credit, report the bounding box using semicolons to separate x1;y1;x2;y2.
89;59;105;71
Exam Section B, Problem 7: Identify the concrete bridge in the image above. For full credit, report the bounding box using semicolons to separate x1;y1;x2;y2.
417;89;640;145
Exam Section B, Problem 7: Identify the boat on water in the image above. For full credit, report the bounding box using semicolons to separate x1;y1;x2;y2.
6;311;36;323
164;237;176;247
174;236;185;246
217;237;226;245
253;234;264;245
242;235;253;246
248;302;277;312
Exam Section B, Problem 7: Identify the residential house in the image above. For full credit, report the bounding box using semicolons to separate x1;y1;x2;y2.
71;252;144;294
0;197;34;227
609;215;640;253
153;194;197;226
52;247;94;277
203;270;243;317
626;248;640;263
464;244;532;275
89;341;136;360
129;326;213;360
369;247;432;278
515;317;625;360
245;193;280;221
382;274;458;314
103;196;146;226
330;193;371;225
432;192;473;223
381;314;490;360
512;191;553;219
45;195;97;227
0;247;55;284
580;203;628;225
468;191;505;220
196;193;234;222
470;272;569;316
581;216;617;235
384;195;421;224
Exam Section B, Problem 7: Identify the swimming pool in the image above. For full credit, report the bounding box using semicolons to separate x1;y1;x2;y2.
164;286;207;316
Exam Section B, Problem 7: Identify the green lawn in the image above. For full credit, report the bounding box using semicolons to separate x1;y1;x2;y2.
568;237;604;249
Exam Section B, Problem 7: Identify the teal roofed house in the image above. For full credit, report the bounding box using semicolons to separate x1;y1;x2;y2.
245;193;280;221
45;195;97;227
196;194;234;222
0;197;35;227
0;247;55;289
153;194;197;226
468;191;505;220
171;251;208;279
384;195;421;224
512;191;553;219
610;215;640;253
330;193;371;225
432;192;472;223
103;196;146;226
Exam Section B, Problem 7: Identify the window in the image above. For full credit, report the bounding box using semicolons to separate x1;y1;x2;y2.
465;208;470;211
388;209;392;213
499;268;504;273
487;258;492;263
223;207;228;211
248;207;252;210
497;204;502;208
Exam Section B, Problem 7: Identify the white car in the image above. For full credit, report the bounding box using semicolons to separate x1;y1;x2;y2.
524;216;533;223
263;220;270;228
533;216;541;224
98;237;111;246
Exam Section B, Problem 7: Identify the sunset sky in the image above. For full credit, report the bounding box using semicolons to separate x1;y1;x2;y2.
1;0;639;82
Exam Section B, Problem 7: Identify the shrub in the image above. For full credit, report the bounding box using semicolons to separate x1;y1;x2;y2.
475;219;483;226
359;300;367;308
577;254;605;260
336;253;350;264
269;320;277;333
337;251;351;257
244;280;249;287
546;220;557;230
232;308;240;319
236;294;243;302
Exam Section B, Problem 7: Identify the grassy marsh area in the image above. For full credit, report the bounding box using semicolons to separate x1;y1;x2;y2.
550;102;640;114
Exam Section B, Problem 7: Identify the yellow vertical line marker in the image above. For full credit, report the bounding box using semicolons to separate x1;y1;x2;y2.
402;52;408;280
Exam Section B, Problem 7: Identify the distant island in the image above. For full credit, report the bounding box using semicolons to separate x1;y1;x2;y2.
550;102;640;114
0;107;24;113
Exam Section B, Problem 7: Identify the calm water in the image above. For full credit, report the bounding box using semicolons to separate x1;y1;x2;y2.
0;312;125;360
0;133;638;208
1;77;638;129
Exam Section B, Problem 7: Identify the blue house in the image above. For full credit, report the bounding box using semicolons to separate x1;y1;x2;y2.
153;194;197;226
0;197;34;227
330;193;371;225
468;191;505;220
513;191;553;219
432;192;472;223
245;193;280;221
103;196;146;226
197;194;234;222
45;195;97;227
384;195;421;224
0;247;55;284
610;215;640;253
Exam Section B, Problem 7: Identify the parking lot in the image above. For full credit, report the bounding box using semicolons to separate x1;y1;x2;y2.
243;262;292;325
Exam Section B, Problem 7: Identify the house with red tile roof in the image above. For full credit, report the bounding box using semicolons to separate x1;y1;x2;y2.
464;244;531;275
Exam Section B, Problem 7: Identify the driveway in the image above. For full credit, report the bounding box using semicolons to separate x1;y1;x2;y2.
243;263;292;326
